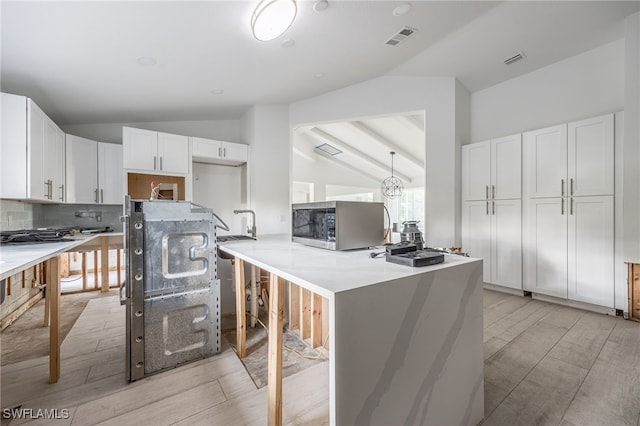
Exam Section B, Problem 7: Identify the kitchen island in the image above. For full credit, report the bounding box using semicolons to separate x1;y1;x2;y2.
219;235;484;426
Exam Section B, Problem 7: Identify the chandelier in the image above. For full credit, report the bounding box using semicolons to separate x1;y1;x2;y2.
382;151;403;199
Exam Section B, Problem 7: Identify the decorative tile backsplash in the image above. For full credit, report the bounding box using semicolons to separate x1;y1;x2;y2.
0;200;43;230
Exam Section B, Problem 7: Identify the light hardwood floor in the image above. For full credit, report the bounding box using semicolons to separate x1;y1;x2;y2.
1;290;639;425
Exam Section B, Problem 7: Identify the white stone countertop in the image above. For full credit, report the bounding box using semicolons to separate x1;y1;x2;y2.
218;234;481;299
0;232;123;281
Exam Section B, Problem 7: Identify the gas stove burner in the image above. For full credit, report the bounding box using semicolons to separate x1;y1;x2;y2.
0;228;75;245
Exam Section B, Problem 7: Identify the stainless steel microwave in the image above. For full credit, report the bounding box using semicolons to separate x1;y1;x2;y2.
291;201;384;250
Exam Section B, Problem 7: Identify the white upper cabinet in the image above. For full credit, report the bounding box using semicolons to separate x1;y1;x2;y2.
191;137;248;166
65;134;98;204
524;113;613;199
0;93;65;202
523;124;568;199
568;114;614;197
123;127;189;174
66;134;123;205
462;134;521;202
98;142;124;204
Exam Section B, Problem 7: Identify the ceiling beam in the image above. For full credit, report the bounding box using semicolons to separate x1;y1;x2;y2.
348;121;424;169
292;146;315;163
314;151;382;184
402;115;424;133
307;127;412;183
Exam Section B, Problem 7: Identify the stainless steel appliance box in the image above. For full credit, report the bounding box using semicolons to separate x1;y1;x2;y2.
291;201;384;250
122;198;220;381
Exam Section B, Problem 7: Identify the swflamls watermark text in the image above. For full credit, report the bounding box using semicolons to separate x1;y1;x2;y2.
2;408;70;420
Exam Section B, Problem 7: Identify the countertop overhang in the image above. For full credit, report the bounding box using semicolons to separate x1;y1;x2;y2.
218;234;481;299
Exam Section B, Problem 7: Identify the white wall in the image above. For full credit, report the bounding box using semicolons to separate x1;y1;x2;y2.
623;12;640;263
470;39;625;142
61;119;243;144
241;104;290;235
290;76;461;247
455;80;471;245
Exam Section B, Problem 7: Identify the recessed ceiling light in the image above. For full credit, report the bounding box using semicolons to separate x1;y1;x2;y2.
281;38;295;48
313;72;325;79
313;0;329;12
392;3;411;17
251;0;297;42
136;56;157;66
210;89;224;95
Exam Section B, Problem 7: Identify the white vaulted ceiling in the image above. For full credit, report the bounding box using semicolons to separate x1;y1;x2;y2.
2;1;638;126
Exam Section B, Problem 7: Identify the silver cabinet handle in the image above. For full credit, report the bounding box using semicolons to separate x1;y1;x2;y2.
486;201;489;215
570;178;574;196
218;147;222;157
492;201;495;215
101;189;104;204
160;157;163;170
485;185;489;201
95;188;99;203
561;198;564;215
59;184;64;201
492;185;495;199
153;156;157;170
561;179;565;197
48;180;53;199
223;147;226;157
570;197;574;215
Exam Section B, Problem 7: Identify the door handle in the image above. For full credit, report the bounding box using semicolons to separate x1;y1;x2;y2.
95;188;99;204
570;178;574;196
492;185;495;200
485;185;489;201
561;198;564;215
101;189;104;204
59;184;64;201
48;180;53;199
218;147;222;157
492;201;495;215
223;147;226;157
486;201;489;215
570;197;574;215
561;179;565;197
153;156;157;170
160;157;163;170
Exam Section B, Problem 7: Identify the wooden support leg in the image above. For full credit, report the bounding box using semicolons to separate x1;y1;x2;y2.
101;238;109;292
250;266;258;328
46;256;60;384
288;282;300;332
93;251;99;290
82;252;87;290
267;273;284;426
300;288;311;339
311;293;322;348
43;282;50;327
234;258;246;358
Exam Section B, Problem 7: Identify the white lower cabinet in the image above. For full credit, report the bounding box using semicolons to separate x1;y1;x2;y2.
462;198;522;290
524;195;614;307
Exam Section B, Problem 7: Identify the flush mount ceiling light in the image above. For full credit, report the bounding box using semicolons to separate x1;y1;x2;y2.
315;142;342;156
251;0;297;42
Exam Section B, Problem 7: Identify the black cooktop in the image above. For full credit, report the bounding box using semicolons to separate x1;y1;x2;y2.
0;227;113;245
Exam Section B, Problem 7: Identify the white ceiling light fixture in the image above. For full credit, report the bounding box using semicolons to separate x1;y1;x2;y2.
313;0;329;13
392;3;411;17
251;0;297;42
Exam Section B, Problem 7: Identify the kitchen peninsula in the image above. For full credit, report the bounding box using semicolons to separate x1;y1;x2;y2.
219;235;484;425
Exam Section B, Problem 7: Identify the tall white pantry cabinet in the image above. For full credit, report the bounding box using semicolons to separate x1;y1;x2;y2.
523;113;615;308
462;134;522;291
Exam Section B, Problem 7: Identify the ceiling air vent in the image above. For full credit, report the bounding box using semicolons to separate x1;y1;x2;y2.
385;26;417;46
504;52;525;65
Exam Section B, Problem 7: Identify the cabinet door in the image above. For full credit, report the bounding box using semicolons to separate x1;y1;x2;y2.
123;127;157;171
491;199;522;289
54;127;66;202
158;132;189;174
221;142;248;164
524;197;567;298
462;141;490;201
567;196;614;307
192;137;223;161
523;124;567;198
98;143;123;204
43;119;66;202
66;134;98;204
28;100;47;201
492;134;521;200
462;200;491;284
568;114;614;197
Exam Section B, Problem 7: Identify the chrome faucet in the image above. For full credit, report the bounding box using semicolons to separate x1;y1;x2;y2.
233;209;256;239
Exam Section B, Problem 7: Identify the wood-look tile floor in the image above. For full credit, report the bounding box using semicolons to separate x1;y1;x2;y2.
1;289;639;425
